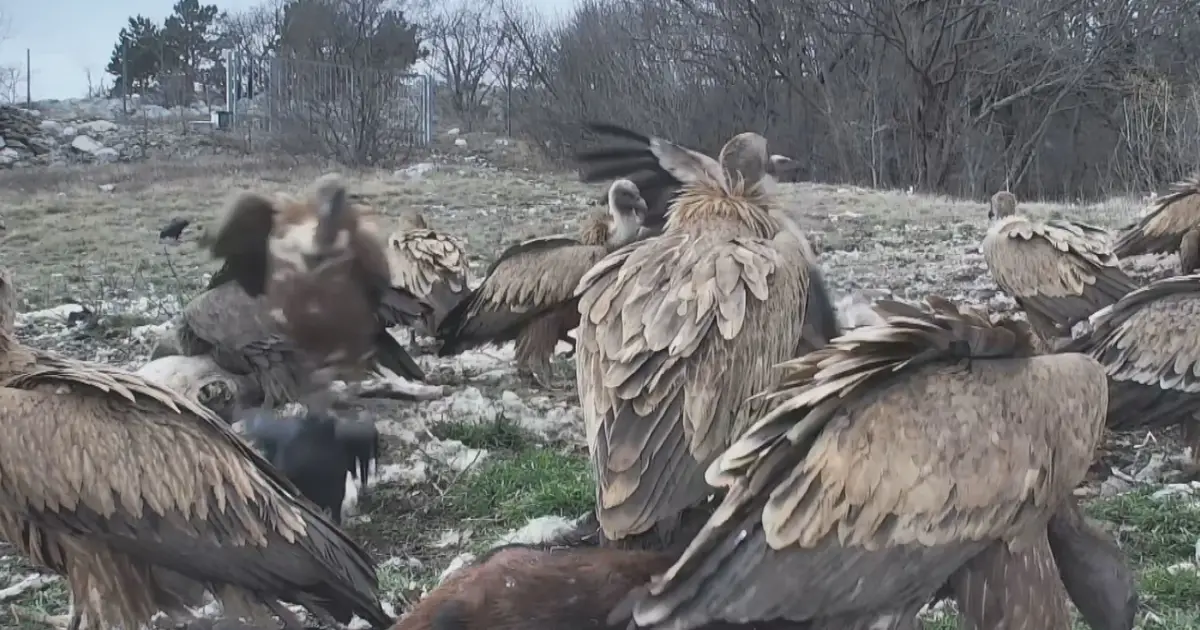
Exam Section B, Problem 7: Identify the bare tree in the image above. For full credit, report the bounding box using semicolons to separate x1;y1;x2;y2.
0;9;22;104
425;0;505;131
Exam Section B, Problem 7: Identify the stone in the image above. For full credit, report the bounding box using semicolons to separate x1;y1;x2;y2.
70;135;104;154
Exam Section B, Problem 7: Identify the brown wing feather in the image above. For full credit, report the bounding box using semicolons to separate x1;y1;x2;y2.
1113;173;1200;257
950;532;1071;629
0;352;389;626
983;215;1138;338
437;241;606;355
1061;274;1200;432
387;228;471;333
623;301;1107;629
575;229;811;543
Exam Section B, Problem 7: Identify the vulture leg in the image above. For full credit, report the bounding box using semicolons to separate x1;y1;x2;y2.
1181;416;1200;479
267;599;308;630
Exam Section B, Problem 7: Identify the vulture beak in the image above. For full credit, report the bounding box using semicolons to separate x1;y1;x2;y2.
634;197;648;218
987;209;996;221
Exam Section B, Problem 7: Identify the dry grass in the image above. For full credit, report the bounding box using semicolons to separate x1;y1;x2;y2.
0;155;1191;627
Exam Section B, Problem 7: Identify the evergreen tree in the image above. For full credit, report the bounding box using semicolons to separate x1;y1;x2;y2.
105;16;164;96
161;0;222;103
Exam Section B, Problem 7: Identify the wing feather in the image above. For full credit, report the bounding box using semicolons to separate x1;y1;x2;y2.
576;229;811;541
387;228;470;331
983;215;1138;338
1113;173;1200;257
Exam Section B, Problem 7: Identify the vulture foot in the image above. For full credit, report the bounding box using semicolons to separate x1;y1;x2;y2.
1182;421;1200;481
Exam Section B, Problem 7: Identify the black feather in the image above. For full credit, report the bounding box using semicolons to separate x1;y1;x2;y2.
159;218;190;240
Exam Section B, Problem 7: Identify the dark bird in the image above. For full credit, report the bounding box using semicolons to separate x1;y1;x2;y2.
0;267;393;630
982;189;1139;341
571;123;838;553
204;173;430;413
1113;173;1200;272
610;297;1108;630
242;408;381;526
1060;274;1200;477
436;179;647;389
159;217;190;241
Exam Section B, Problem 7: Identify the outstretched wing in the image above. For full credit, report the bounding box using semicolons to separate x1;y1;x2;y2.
1113;173;1200;257
575;228;812;542
983;216;1137;338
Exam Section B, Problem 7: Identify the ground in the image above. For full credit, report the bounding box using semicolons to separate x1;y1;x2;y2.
0;152;1199;628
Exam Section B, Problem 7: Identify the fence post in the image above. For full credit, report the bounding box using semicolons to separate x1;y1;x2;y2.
25;49;30;105
224;49;236;126
424;73;434;146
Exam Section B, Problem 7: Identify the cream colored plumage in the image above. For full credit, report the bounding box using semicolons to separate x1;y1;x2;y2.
982;190;1138;340
385;209;471;340
614;297;1108;630
435;180;648;389
571;124;838;550
0;268;392;630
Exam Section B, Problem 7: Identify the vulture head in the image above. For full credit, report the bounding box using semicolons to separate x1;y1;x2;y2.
988;190;1019;221
606;179;648;247
206;173;393;376
395;208;430;232
768;154;799;181
717;132;771;191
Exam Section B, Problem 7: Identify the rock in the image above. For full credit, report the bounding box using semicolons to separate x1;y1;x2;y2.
70;134;104;154
60;125;77;138
94;147;120;163
447;127;460;136
81;120;118;134
454;138;468;147
0;148;18;166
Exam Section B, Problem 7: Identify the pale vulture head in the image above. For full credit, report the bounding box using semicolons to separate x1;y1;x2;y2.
395;208;429;232
607;179;648;245
989;190;1019;221
718;132;771;189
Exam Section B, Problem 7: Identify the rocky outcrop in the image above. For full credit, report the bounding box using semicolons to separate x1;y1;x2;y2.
0;106;53;167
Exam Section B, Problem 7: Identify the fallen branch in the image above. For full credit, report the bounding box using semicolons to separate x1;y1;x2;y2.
0;573;59;602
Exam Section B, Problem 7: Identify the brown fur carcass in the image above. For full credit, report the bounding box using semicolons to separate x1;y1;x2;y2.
983;189;1139;341
1061;274;1200;477
204;173;429;411
571;124;840;553
0;268;393;630
385;209;471;346
611;297;1110;630
391;545;792;630
1113;173;1200;273
434;179;648;389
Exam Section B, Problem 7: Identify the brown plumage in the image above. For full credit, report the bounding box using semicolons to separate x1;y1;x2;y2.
1113;173;1200;271
612;296;1108;630
1047;500;1139;630
205;174;429;404
170;281;313;411
385;209;471;340
572;124;839;552
1060;273;1200;474
0;267;392;630
435;179;648;389
983;191;1138;340
391;545;791;630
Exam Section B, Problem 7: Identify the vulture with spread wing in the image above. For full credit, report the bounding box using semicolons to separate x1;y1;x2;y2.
385;209;471;345
435;179;648;389
611;297;1109;630
582;132;800;234
572;124;839;552
204;174;429;411
1060;274;1200;475
983;189;1138;341
0;268;393;630
1113;173;1200;272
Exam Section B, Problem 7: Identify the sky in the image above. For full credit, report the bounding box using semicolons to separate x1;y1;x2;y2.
0;0;577;102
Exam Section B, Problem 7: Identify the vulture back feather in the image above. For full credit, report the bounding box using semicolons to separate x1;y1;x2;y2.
385;209;471;336
573;126;834;551
982;213;1138;340
1113;172;1200;258
615;296;1107;630
0;268;392;629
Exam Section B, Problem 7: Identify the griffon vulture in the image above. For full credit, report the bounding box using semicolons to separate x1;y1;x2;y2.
435;179;648;389
1113;172;1200;272
1060;274;1200;475
982;189;1139;341
0;268;392;630
204;173;429;411
610;297;1109;630
571;124;839;552
385;209;471;345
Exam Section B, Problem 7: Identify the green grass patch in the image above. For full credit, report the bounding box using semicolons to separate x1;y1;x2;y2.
1086;489;1200;565
446;448;593;530
430;415;536;453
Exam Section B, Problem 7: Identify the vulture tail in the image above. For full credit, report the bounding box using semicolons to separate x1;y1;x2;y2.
373;328;425;381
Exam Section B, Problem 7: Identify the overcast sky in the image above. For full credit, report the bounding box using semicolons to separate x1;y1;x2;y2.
0;0;577;102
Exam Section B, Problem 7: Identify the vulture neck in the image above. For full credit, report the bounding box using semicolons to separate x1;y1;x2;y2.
666;181;779;239
608;213;641;248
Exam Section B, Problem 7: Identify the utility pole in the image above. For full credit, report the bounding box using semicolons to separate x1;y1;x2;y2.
24;49;30;104
121;41;129;115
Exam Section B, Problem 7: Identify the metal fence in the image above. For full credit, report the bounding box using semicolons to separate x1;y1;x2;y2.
224;51;434;151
